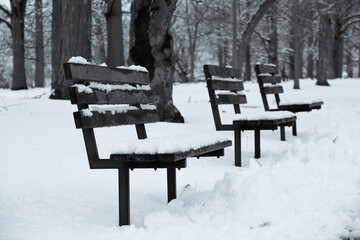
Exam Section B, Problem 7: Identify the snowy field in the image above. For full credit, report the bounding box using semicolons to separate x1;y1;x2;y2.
0;79;360;240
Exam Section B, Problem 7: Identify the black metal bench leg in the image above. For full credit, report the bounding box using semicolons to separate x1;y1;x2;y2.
119;167;130;226
167;167;177;202
234;128;241;167
254;129;260;158
292;121;297;136
280;126;285;141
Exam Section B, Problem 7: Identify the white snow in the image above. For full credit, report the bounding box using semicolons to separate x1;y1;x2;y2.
279;98;324;106
258;73;272;77
0;0;10;9
67;56;91;65
99;63;107;67
117;65;149;73
0;79;360;240
111;133;229;154
211;77;242;82
233;110;295;121
84;104;156;116
73;83;151;94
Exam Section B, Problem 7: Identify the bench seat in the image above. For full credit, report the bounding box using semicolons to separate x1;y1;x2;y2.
111;133;231;162
233;111;296;127
278;99;324;112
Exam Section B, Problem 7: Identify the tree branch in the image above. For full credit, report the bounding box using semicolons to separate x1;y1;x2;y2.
0;17;11;29
0;5;11;17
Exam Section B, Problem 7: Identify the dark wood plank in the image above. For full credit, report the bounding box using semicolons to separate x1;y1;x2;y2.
64;63;150;85
69;86;154;105
204;64;242;79
257;75;282;84
209;79;244;91
263;85;284;94
214;93;247;105
255;64;278;74
74;108;159;128
278;102;323;112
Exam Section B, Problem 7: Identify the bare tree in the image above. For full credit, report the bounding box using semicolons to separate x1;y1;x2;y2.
0;0;28;90
51;0;92;99
35;0;44;87
105;0;125;67
129;0;184;122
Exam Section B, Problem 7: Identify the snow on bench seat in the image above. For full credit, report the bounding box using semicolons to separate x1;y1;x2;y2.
111;133;230;155
233;111;295;121
279;99;324;106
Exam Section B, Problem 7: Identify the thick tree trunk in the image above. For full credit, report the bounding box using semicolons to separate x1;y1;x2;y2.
51;0;61;95
10;0;27;90
35;0;44;87
51;0;92;99
268;4;278;65
317;12;330;86
332;16;344;79
129;0;184;123
105;0;124;67
232;0;238;68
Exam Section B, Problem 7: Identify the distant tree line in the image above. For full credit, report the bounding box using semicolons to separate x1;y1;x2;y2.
0;0;360;108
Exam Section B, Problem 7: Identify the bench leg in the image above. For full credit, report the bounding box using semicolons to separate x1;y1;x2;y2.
254;129;260;158
119;167;130;226
292;121;297;136
234;128;241;167
280;126;285;141
167;167;177;202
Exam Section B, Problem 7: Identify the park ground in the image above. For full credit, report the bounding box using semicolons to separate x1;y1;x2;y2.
0;78;360;239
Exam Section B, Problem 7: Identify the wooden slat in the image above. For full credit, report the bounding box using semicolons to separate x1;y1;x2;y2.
204;65;241;79
233;116;296;127
257;75;282;84
256;64;278;74
64;63;150;85
69;86;154;105
74;108;159;128
263;86;284;94
214;93;247;105
209;79;244;91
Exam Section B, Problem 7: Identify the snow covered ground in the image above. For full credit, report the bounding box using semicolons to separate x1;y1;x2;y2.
0;79;359;240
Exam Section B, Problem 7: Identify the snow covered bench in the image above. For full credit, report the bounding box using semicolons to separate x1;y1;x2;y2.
254;63;324;135
204;65;296;167
63;61;231;226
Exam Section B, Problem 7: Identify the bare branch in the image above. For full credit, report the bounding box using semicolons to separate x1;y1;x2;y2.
0;5;11;17
0;17;11;29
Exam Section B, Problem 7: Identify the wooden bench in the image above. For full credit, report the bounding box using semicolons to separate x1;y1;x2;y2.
204;64;296;167
254;63;324;135
64;62;232;226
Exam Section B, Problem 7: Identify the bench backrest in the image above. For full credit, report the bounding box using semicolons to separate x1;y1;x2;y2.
254;63;283;111
64;63;158;166
204;65;246;131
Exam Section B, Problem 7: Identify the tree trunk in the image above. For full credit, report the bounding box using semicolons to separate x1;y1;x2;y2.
358;46;360;78
51;0;62;95
268;4;278;65
307;36;314;79
232;0;238;68
35;0;44;87
292;13;300;88
129;0;184;123
105;0;124;67
10;0;27;90
51;0;92;99
238;0;276;76
243;44;251;81
332;15;344;79
346;50;353;78
316;12;330;86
